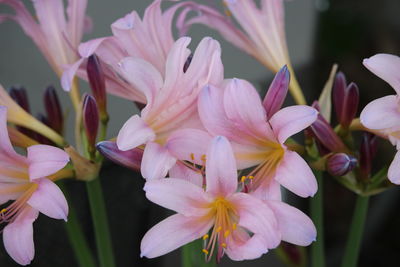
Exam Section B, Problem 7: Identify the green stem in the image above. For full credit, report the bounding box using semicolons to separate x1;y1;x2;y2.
181;239;216;267
86;178;116;267
59;183;96;267
341;195;370;267
310;171;325;267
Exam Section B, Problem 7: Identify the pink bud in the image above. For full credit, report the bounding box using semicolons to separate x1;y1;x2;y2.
359;133;378;179
44;86;63;134
96;141;142;171
87;54;107;121
263;65;290;117
82;94;99;152
333;72;359;128
310;114;346;152
327;153;357;176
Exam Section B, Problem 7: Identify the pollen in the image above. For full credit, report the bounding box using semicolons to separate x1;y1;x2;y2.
248;175;254;179
240;176;246;183
201;154;206;162
203;234;209;240
216;226;222;232
232;223;237;230
190;153;195;161
0;208;7;213
224;230;230;238
221;243;227;248
202;249;209;255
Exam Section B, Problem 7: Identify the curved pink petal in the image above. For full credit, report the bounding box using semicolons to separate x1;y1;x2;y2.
27;178;68;221
205;136;237;196
388;150;400;184
66;0;89;48
225;229;269;261
360;95;400;130
229;192;281;249
363;54;400;94
270;105;318;144
61;58;85;91
144;178;210;216
116;115;156;151
27;145;70;180
275;150;317;198
0;183;27;205
168;162;203;187
141;142;176;180
78;37;109;58
251;179;282;201
268;201;316;246
3;206;38;266
167;128;212;165
140;213;212;258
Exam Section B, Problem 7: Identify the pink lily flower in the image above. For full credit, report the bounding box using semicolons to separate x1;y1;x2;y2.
116;36;223;180
61;0;188;102
140;136;316;261
360;53;400;184
0;106;70;265
197;68;318;198
0;0;91;76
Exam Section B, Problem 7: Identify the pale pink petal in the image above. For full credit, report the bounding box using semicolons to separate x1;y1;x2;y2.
0;183;26;205
226;229;269;261
27;178;68;221
205;136;237;196
78;37;109;58
275;150;317;197
251;179;282;201
229;192;281;249
116;115;156;151
268;201;316;246
66;0;88;48
3;206;38;266
168;162;203;187
360;95;400;130
141;142;176;180
143;178;210;216
388;150;400;184
61;58;85;91
27;145;70;180
231;142;267;169
223;78;274;140
167;128;212;165
140;214;212;258
270;105;318;143
363;54;400;94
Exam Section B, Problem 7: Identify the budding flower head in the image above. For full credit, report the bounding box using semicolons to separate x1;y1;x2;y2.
263;65;290;118
327;153;357;176
87;54;108;121
44;86;63;134
82;94;99;154
359;132;379;179
96;141;143;171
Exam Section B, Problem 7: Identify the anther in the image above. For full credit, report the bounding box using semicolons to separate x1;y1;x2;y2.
190;153;195;161
216;226;222;232
240;176;246;183
203;234;209;240
224;230;230;238
248;175;254;179
232;223;237;230
202;249;209;255
0;208;7;214
201;154;206;162
221;243;227;248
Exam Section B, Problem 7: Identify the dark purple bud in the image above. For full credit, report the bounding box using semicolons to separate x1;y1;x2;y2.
9;86;30;112
310;114;346;152
359;133;379;179
87;54;107;121
327;153;357;176
82;94;99;152
96;141;143;171
311;100;321;112
279;242;304;266
263;65;290;117
333;72;359;128
44;86;63;134
183;53;193;73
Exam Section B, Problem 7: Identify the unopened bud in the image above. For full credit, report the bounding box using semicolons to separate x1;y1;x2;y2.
44;86;63;134
82;94;99;155
359;133;379;179
333;72;359;129
327;153;357;176
87;54;108;121
263;65;290;117
9;86;30;112
310;114;346;152
183;53;193;73
96;141;143;171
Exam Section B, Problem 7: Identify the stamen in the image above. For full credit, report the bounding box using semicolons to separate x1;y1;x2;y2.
221;243;227;248
232;223;237;230
202;249;209;255
190;153;195;161
201;154;206;162
0;208;7;214
203;234;209;240
216;226;222;232
224;230;230;238
240;176;246;183
248;175;254;179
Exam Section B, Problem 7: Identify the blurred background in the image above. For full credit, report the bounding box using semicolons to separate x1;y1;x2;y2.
1;0;400;266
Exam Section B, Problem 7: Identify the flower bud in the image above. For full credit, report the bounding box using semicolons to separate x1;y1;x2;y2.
183;53;193;73
333;72;359;129
359;133;378;179
87;54;108;122
44;86;63;134
82;94;99;154
64;146;99;181
96;141;143;171
327;153;357;176
310;114;346;152
263;65;290;117
9;86;30;112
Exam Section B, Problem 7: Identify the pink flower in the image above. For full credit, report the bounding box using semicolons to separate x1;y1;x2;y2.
360;53;400;184
197;71;318;198
61;0;187;102
0;106;70;265
116;36;223;180
140;136;316;261
0;0;91;76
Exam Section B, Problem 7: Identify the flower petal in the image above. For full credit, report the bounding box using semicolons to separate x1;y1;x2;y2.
225;228;269;261
268;201;316;246
116;114;156;151
144;178;209;216
141;142;176;180
363;54;400;94
140;213;212;258
205;136;237;196
270;105;318;143
27;145;70;180
275;150;317;198
388;150;400;184
61;58;85;91
360;95;400;130
168;162;203;187
27;178;68;221
3;206;38;266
